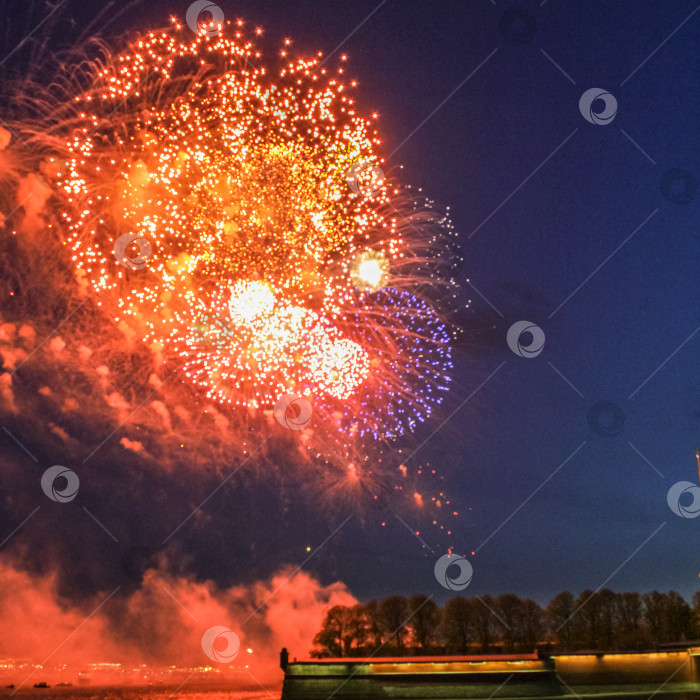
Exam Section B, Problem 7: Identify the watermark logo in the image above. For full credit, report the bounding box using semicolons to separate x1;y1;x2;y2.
579;88;617;125
499;6;537;43
667;481;700;519
201;626;240;663
41;465;79;503
186;1;224;37
274;395;312;430
507;321;545;358
347;161;385;197
660;168;697;204
587;400;625;437
434;553;473;592
113;233;152;271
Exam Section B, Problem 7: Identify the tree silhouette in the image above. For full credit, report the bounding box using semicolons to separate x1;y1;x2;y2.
546;591;577;650
617;592;644;650
379;595;410;654
409;595;441;653
521;598;544;652
442;596;474;653
312;605;351;657
665;591;693;642
346;604;369;654
494;594;524;653
365;599;384;651
644;591;667;646
310;588;700;658
472;595;496;653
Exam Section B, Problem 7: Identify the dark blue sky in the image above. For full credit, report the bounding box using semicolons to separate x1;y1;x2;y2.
2;0;699;609
199;0;700;604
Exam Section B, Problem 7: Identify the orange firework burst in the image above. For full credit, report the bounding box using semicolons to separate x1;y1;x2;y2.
172;280;370;405
30;17;460;438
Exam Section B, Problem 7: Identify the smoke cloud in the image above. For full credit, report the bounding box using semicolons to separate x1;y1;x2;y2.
0;559;356;687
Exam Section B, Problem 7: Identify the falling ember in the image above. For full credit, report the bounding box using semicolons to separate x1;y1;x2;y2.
413;492;424;508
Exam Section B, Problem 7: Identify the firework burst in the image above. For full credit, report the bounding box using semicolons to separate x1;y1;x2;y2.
7;16;462;444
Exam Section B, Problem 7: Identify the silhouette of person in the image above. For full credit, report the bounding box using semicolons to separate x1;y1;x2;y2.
280;647;289;671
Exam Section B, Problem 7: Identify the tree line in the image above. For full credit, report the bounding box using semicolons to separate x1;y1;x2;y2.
312;590;700;657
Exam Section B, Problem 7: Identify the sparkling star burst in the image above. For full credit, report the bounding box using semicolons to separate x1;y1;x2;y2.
49;18;460;438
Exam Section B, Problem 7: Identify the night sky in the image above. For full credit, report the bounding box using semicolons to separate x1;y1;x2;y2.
1;0;699;629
